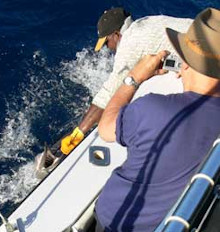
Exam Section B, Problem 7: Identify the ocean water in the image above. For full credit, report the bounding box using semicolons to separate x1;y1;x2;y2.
0;0;219;223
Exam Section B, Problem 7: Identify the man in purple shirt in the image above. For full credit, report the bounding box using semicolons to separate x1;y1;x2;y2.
96;8;220;232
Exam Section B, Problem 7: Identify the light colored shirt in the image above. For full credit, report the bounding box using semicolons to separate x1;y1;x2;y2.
92;15;193;109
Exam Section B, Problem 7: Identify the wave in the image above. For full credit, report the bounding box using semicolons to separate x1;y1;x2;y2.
0;46;113;215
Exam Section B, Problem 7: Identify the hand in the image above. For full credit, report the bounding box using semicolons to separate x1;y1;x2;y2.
128;50;170;84
60;127;84;155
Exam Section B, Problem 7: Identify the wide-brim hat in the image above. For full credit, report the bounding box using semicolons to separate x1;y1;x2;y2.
95;7;130;52
166;8;220;78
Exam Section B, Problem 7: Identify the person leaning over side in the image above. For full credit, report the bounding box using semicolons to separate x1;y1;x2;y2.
60;7;131;155
95;8;220;232
60;7;192;155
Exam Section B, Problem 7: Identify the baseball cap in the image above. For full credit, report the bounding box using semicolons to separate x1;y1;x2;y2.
95;7;130;51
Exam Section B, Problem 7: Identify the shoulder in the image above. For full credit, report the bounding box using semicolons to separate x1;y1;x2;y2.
120;15;192;46
130;93;186;116
116;93;187;144
129;15;193;32
141;92;188;104
133;92;175;105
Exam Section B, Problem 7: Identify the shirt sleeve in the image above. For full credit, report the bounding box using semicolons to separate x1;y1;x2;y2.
92;22;146;109
92;64;130;109
116;103;139;147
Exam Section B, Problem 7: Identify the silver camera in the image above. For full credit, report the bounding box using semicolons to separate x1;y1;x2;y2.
162;54;182;72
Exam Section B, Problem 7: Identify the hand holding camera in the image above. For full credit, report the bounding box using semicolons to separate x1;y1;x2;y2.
162;54;182;72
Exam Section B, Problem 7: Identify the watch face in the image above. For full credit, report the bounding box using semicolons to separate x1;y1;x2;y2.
123;76;139;89
124;76;132;85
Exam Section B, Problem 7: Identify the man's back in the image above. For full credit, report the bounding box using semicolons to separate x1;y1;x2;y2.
93;15;192;109
96;91;220;232
117;15;192;66
96;8;220;232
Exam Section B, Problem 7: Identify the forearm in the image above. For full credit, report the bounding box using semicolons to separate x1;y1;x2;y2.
98;51;168;142
79;104;104;134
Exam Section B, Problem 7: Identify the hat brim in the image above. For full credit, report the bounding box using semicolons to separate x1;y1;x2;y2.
166;28;220;78
95;37;107;52
166;28;186;63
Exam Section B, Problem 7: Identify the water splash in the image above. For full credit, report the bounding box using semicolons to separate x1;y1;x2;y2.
61;46;114;97
0;162;38;205
0;46;113;216
0;110;36;161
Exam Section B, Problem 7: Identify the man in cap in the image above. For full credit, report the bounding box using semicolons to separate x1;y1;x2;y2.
60;8;192;156
96;7;220;232
95;7;131;52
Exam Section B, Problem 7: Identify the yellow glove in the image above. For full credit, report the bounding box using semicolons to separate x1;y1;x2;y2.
61;127;84;155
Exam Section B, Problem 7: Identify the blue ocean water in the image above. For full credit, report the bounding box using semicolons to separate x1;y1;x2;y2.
0;0;219;222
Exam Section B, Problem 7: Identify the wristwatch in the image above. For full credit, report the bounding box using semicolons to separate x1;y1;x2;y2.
123;76;139;89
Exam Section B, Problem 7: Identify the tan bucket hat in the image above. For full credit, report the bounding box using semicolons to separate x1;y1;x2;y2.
166;8;220;78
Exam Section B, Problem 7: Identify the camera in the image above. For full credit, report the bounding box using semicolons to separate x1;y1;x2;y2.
162;54;182;72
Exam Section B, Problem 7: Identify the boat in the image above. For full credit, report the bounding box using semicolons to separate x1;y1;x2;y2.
1;16;220;231
155;134;220;232
1;75;220;232
1;0;220;230
0;72;185;232
1;124;220;232
0;127;127;232
1;51;220;232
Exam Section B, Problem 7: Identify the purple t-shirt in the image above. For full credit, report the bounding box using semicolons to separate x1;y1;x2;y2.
95;92;220;232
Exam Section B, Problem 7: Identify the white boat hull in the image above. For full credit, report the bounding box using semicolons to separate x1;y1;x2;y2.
0;128;127;232
0;72;183;232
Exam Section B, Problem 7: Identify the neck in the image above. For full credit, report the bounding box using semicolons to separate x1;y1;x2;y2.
183;70;220;97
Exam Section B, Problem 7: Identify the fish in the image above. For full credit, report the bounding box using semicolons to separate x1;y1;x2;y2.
34;143;61;180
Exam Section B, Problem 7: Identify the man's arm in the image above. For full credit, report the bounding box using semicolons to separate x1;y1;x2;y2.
60;41;133;155
78;104;104;134
98;51;168;142
60;104;103;155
